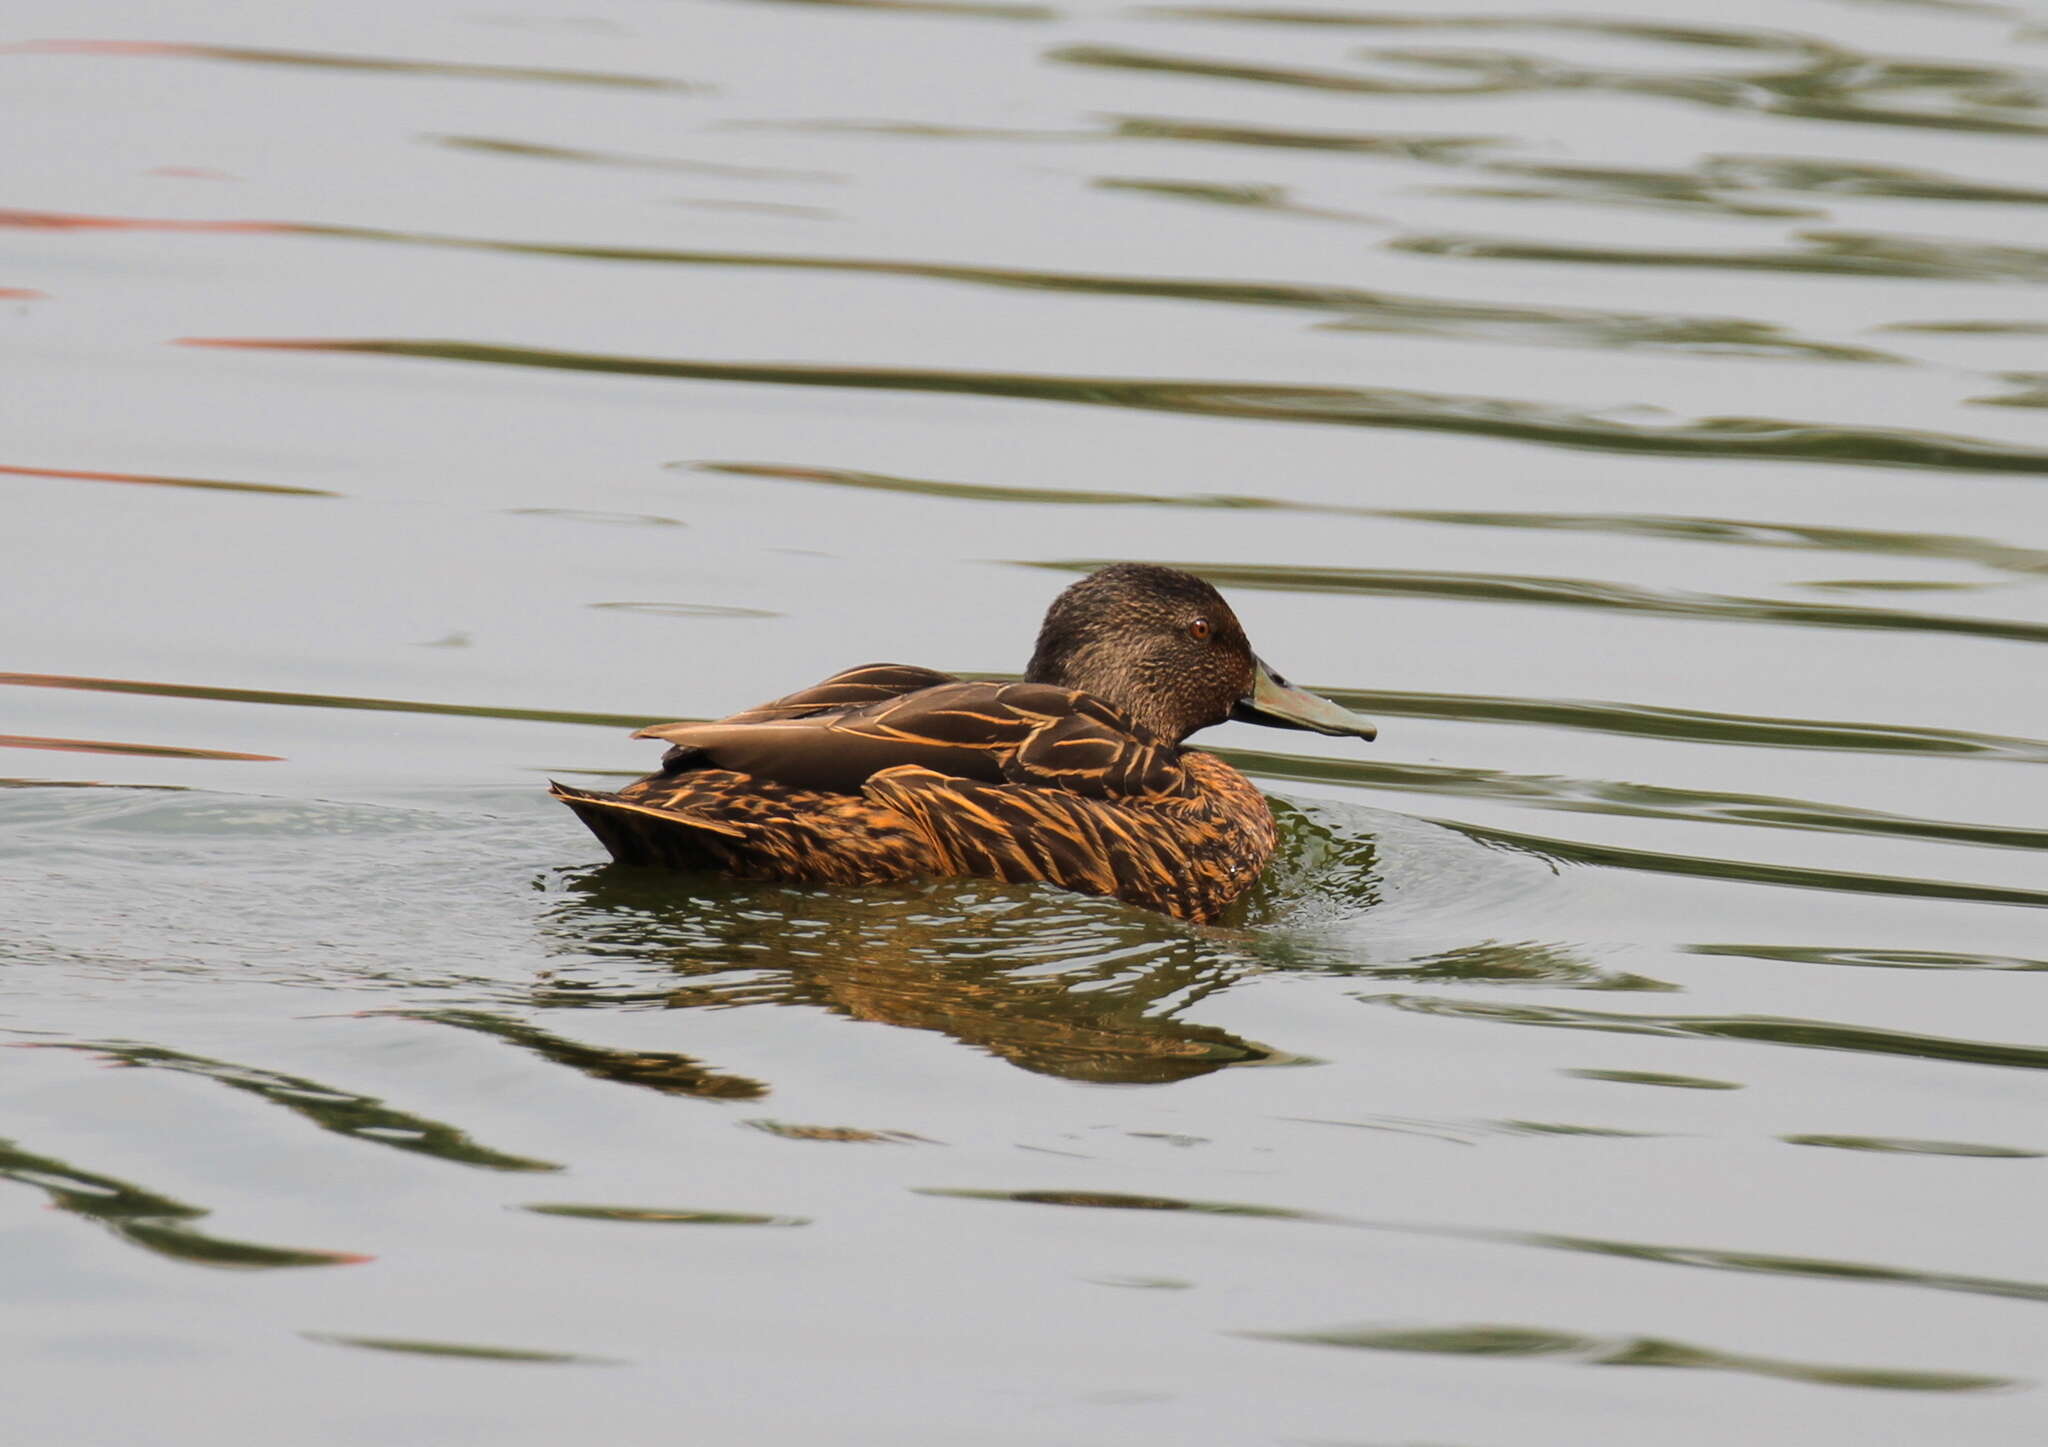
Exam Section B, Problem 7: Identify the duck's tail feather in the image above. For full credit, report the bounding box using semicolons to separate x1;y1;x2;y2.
548;782;745;869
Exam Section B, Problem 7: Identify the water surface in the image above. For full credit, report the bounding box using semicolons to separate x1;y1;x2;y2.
5;0;2048;1442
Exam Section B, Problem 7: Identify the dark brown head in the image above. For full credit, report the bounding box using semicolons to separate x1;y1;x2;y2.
1024;563;1378;746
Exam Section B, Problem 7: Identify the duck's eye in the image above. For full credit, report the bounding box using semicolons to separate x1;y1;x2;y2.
1188;618;1212;642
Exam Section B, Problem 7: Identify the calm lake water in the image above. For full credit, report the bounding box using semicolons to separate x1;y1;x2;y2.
6;0;2048;1440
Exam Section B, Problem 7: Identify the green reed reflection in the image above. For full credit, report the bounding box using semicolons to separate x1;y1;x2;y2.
302;1332;617;1364
186;337;2048;473
700;460;2048;580
1246;1321;2017;1392
13;39;700;91
24;1041;561;1171
1109;12;2048;138
928;1182;2048;1307
1048;559;2048;645
386;1009;767;1100
228;218;1891;362
1688;942;2048;971
0;1136;366;1269
1360;994;2048;1069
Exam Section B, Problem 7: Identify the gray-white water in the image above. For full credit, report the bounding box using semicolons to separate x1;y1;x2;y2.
5;0;2048;1441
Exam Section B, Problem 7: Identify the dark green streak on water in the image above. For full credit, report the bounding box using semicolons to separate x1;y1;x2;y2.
1781;1134;2042;1158
521;1204;810;1224
726;0;1054;18
929;1182;2048;1308
302;1332;616;1364
1423;155;2048;219
0;671;651;730
0;733;282;762
1101;15;2048;140
1690;943;2048;972
0;1137;366;1269
917;1186;1331;1218
699;461;2048;579
182;339;2048;475
176;218;1890;364
0;462;334;497
1045;559;2048;646
427;134;841;182
1395;230;2048;283
1245;1322;2015;1392
1322;688;2048;765
14;39;700;92
1105;114;1504;164
24;1041;562;1172
385;1009;768;1100
1218;746;2048;854
1359;993;2048;1068
1444;820;2048;909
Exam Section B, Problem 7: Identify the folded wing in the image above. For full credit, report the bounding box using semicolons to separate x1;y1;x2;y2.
634;670;1187;799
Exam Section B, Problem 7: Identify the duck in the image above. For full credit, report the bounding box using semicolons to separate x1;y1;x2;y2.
549;562;1377;922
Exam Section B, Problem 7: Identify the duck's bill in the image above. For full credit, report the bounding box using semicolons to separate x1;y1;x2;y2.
1232;659;1378;741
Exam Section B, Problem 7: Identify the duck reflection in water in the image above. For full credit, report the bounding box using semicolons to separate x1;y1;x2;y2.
522;801;1637;1089
553;563;1379;923
533;866;1306;1085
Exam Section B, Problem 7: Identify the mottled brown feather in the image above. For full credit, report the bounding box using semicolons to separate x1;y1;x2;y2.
550;663;1278;921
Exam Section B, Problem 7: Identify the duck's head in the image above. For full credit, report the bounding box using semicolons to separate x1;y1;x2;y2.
1024;563;1379;747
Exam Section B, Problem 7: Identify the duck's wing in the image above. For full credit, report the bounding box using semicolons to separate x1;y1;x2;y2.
634;680;1188;798
712;663;960;724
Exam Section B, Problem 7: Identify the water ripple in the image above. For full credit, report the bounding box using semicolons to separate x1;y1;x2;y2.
180;339;2048;474
0;1134;369;1269
1046;559;2048;646
1395;228;2048;282
1246;1321;2017;1392
19;1040;563;1171
1357;994;2048;1070
7;39;704;92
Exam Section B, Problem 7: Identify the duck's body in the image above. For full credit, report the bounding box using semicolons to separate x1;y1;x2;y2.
551;565;1376;922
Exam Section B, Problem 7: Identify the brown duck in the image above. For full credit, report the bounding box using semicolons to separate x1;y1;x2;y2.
550;563;1377;922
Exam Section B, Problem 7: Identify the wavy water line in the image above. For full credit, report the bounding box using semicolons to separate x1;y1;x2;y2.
1246;1321;2016;1392
0;207;1914;363
0;1134;370;1269
1103;14;2048;138
698;462;2048;577
0;734;282;762
1328;688;2048;762
1441;820;2048;908
19;1041;563;1171
1094;174;1377;221
178;338;2048;474
1394;229;2048;282
1359;992;2048;1066
5;39;704;92
426;133;841;182
1217;746;2048;854
923;1185;2048;1307
302;1333;618;1364
380;1009;768;1100
0;462;333;497
0;671;650;729
1043;559;2048;646
726;0;1054;17
1689;942;2048;971
1104;112;1505;160
1422;155;2048;220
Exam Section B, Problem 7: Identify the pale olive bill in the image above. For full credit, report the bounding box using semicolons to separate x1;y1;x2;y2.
1232;659;1379;741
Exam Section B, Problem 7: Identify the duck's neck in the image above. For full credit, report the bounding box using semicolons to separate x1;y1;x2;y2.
1027;644;1186;744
